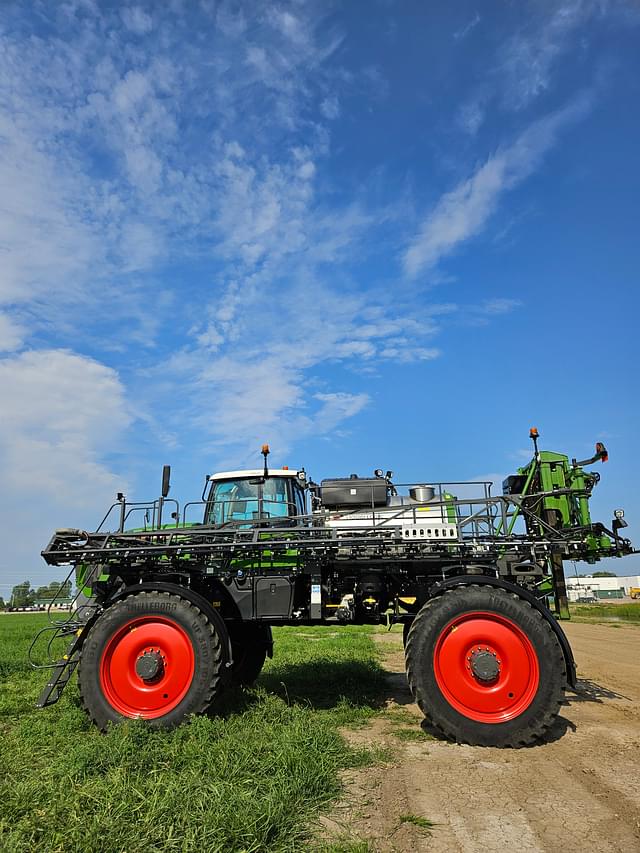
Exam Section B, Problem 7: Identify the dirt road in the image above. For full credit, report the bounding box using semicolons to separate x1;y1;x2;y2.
326;622;640;852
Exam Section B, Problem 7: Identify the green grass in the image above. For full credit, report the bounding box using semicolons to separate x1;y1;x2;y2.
570;603;640;622
398;814;434;831
388;727;434;743
0;615;388;852
381;706;416;724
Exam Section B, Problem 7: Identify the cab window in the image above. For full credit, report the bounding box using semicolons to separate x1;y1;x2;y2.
294;485;307;517
206;477;293;524
262;478;290;518
207;480;259;524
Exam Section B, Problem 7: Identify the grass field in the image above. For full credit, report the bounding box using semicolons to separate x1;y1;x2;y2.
569;603;640;622
0;615;388;852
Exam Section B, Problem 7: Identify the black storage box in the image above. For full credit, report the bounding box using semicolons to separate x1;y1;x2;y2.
320;477;388;508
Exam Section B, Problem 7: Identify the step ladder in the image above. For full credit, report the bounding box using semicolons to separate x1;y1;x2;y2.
33;626;86;708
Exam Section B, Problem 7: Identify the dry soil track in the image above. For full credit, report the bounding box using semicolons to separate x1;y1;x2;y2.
323;621;640;853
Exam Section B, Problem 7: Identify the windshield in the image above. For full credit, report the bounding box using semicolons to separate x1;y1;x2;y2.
206;477;294;525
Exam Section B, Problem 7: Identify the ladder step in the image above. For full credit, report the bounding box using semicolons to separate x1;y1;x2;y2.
36;659;79;707
34;629;86;707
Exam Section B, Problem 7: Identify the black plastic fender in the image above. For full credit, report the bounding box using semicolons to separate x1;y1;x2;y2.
427;575;577;688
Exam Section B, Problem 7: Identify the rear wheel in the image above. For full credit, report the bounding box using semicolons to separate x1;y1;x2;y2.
78;591;226;730
405;585;565;746
228;623;271;685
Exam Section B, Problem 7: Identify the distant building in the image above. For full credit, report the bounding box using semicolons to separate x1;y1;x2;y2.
565;574;640;601
33;599;73;610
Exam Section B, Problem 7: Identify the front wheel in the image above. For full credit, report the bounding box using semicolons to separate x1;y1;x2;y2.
405;585;566;747
78;591;227;730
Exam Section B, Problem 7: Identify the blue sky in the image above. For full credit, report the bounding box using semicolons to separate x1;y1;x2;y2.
1;0;639;593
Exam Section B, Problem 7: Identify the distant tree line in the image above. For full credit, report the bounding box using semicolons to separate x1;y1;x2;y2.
6;580;72;608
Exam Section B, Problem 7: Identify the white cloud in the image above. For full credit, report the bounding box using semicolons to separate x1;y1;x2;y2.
500;1;600;110
455;2;630;137
0;350;131;497
404;93;592;277
121;6;154;35
0;349;132;582
456;96;486;136
454;12;481;41
461;298;521;327
165;272;451;457
0;1;344;344
320;95;340;119
0;313;26;352
313;392;370;426
0;113;105;307
480;298;521;315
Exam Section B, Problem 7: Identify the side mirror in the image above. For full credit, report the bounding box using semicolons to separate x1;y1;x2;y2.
573;442;609;468
162;465;171;498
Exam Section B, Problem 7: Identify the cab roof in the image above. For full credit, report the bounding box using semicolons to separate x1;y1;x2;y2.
208;469;303;481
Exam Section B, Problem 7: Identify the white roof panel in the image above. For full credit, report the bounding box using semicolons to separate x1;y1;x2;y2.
209;468;302;481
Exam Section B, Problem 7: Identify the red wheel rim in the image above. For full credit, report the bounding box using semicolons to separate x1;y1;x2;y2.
99;617;195;719
433;611;540;724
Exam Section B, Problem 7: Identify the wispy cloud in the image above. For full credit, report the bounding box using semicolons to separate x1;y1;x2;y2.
455;1;620;137
0;313;26;352
0;1;344;339
403;92;592;277
462;298;522;327
167;269;451;456
454;12;481;42
500;1;602;110
456;95;487;136
0;0;441;467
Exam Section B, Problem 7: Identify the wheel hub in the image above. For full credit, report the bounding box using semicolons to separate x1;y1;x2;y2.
99;615;196;719
135;649;165;682
468;647;500;683
432;611;540;723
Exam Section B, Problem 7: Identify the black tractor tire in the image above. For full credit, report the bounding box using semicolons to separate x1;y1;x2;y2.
77;590;227;730
405;585;565;747
228;623;271;686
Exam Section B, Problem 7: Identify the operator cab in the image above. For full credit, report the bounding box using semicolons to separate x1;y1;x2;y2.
204;469;308;526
